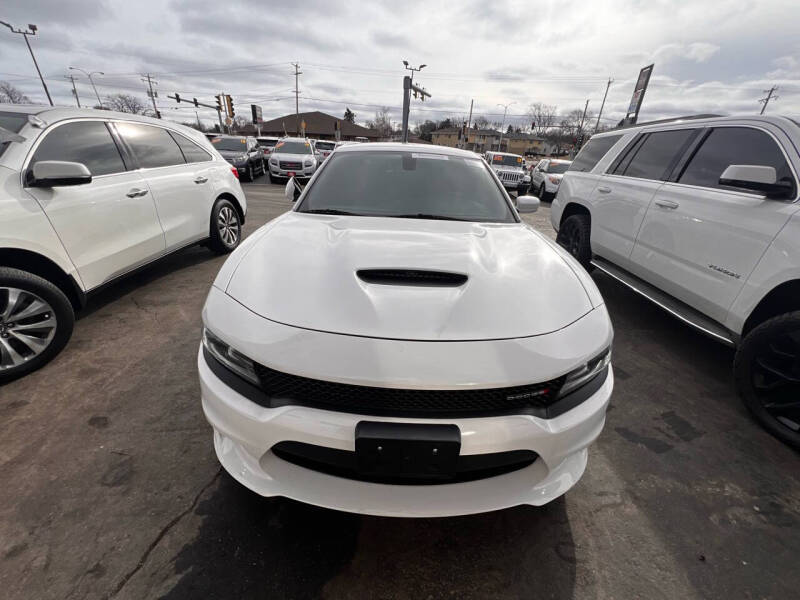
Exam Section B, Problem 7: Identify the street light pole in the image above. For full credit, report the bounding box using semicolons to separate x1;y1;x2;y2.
497;102;515;151
69;67;104;107
0;21;53;106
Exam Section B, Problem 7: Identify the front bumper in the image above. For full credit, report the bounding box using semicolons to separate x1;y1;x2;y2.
198;288;613;517
269;164;315;179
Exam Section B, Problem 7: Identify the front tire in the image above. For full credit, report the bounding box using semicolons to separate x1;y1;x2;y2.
556;214;592;270
734;313;800;449
538;183;549;202
209;198;242;254
0;268;74;383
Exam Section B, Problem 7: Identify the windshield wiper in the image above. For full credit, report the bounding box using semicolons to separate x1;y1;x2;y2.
302;208;361;216
391;213;470;222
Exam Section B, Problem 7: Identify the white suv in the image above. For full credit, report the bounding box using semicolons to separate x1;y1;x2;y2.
0;105;246;382
551;114;800;447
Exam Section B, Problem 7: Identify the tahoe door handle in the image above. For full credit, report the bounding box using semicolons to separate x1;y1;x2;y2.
597;186;612;193
126;188;148;198
655;199;679;209
194;176;209;184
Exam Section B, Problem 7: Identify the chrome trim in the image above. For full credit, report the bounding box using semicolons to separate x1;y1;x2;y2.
591;259;736;347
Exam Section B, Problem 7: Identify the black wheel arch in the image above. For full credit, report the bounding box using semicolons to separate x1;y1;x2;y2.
559;202;591;228
215;192;245;225
743;279;800;337
0;248;85;309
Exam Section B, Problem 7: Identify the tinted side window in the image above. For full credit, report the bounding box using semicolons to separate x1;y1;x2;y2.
679;127;795;194
570;134;623;172
620;129;695;180
169;131;212;163
31;121;126;176
115;122;186;169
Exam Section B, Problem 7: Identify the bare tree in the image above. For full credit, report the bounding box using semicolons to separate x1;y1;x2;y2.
370;106;393;139
102;93;150;115
472;115;490;130
526;102;557;136
0;81;32;104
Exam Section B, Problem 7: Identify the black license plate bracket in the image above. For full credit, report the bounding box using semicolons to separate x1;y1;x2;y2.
355;421;461;481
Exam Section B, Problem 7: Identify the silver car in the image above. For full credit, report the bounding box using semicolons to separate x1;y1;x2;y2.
267;138;318;183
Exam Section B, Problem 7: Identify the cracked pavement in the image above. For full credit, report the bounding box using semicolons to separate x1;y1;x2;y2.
1;183;799;599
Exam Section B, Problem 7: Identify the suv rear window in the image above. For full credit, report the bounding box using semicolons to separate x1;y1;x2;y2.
570;135;622;172
614;129;695;180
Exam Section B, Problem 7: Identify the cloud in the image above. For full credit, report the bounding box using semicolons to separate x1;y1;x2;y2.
654;42;720;64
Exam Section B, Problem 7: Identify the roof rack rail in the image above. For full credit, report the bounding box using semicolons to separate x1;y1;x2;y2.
613;114;723;130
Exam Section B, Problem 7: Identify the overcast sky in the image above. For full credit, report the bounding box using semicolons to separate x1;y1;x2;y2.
2;0;799;130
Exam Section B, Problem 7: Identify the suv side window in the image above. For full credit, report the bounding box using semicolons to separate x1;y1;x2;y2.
115;122;186;169
617;129;696;180
570;134;623;172
30;121;126;177
168;131;212;163
678;127;796;195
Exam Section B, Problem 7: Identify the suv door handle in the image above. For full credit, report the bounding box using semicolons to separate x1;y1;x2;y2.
655;199;679;209
126;188;148;198
597;186;612;194
194;176;209;184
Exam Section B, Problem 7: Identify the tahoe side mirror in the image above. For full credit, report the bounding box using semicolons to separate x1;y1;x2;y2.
719;164;793;199
516;195;540;213
284;177;302;202
28;160;92;187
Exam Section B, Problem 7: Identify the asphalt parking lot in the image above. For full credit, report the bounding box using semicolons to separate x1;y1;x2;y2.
1;182;799;600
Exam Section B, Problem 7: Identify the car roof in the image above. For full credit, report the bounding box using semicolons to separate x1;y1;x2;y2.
487;151;522;157
591;114;800;138
336;142;480;158
0;104;182;129
548;159;572;164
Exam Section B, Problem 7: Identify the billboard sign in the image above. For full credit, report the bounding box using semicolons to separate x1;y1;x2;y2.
251;104;263;125
625;64;654;124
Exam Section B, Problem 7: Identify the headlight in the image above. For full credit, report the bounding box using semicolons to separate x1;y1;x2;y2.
270;158;278;165
523;175;531;183
548;176;560;184
304;160;313;167
202;328;259;385
235;154;248;162
558;348;611;397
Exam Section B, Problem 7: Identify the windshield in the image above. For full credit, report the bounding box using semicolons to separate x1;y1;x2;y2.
315;141;336;150
0;111;29;158
211;137;248;151
257;138;277;147
547;162;571;174
298;151;515;223
275;140;312;154
491;154;524;167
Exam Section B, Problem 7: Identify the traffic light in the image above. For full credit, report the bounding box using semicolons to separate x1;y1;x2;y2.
215;95;223;113
225;95;234;118
193;97;199;107
174;93;181;103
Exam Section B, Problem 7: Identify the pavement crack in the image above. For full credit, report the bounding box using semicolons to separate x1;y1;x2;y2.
105;468;221;599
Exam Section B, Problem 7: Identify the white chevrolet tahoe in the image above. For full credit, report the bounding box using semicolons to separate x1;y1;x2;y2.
551;114;800;448
0;105;246;382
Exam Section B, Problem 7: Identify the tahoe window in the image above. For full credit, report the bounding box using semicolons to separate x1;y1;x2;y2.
116;122;185;169
298;151;516;223
30;121;126;176
169;131;212;163
678;127;795;195
614;129;695;180
570;135;623;172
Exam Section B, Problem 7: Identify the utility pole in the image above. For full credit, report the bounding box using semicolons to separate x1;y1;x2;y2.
497;102;515;151
759;86;778;115
292;63;302;135
594;78;613;134
401;61;430;143
464;99;474;149
66;74;81;107
578;99;589;134
69;67;103;107
0;21;52;106
142;73;160;118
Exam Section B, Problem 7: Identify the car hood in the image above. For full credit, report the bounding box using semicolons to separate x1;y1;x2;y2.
224;213;594;340
271;152;313;162
217;149;248;160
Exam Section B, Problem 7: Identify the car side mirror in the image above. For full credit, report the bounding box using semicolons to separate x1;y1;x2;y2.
516;195;540;213
284;177;302;202
28;160;92;187
719;164;793;198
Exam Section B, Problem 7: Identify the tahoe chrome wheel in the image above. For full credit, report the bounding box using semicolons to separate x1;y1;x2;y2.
218;206;239;247
751;333;800;432
0;287;57;370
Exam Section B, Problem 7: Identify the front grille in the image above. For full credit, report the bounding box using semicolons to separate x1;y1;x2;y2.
280;161;302;169
272;441;538;485
500;172;522;182
252;362;566;417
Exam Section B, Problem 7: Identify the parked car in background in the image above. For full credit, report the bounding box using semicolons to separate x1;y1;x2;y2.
314;140;336;161
205;132;220;142
267;137;318;183
484;151;531;196
199;142;612;516
531;159;572;201
210;135;264;181
256;136;279;160
0;105;246;382
551;114;800;448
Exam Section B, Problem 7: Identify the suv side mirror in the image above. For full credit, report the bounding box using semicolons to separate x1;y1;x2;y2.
719;164;793;198
284;177;302;202
28;161;92;187
516;195;540;213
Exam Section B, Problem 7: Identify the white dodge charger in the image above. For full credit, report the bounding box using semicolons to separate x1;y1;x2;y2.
198;143;613;517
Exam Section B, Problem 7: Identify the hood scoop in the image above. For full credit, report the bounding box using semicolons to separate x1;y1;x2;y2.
357;269;468;287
